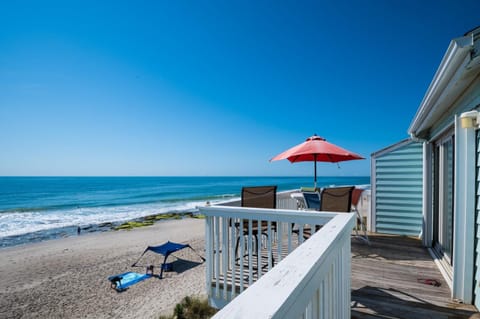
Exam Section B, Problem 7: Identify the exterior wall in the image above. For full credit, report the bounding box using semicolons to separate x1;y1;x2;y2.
475;130;480;309
405;27;480;305
426;68;480;304
429;81;480;139
372;141;424;236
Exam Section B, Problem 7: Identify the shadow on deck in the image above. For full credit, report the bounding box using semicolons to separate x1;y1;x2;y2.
351;233;478;319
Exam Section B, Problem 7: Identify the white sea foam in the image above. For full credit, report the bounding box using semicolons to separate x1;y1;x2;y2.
0;200;210;239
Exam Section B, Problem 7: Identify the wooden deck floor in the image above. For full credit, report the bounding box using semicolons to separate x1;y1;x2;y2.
212;232;479;318
351;233;478;319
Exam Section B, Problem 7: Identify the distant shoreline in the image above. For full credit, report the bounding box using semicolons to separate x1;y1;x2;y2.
0;209;204;249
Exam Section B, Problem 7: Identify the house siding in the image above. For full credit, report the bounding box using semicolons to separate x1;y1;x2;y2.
475;129;480;309
373;141;424;236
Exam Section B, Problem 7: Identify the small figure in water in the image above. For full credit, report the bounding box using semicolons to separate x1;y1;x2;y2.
77;226;81;235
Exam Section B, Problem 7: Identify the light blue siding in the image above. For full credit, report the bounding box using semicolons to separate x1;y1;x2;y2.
474;130;480;309
373;141;423;236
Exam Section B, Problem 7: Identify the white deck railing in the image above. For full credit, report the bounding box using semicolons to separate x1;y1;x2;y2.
198;202;355;319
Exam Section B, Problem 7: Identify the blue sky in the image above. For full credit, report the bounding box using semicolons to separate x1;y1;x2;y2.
1;1;479;176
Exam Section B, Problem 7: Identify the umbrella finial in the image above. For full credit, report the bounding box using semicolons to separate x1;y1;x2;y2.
307;134;325;142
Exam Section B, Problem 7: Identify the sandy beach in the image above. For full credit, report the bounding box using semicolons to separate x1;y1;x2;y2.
0;218;206;319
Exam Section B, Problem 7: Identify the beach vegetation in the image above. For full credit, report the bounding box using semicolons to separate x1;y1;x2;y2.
145;213;173;220
159;296;217;319
144;213;187;221
113;220;154;230
115;212;191;230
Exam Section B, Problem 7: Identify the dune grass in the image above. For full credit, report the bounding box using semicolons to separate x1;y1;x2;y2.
159;296;217;319
113;212;196;231
113;220;155;230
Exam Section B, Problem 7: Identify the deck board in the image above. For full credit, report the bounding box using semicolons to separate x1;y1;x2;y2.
351;233;477;319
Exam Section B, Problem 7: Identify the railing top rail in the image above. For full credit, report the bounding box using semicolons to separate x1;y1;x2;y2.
199;205;339;224
210;212;355;318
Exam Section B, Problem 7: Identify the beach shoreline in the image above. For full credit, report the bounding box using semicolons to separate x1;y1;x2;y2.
0;209;205;249
0;217;206;319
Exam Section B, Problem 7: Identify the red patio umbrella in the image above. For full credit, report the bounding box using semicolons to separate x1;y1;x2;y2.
270;134;364;188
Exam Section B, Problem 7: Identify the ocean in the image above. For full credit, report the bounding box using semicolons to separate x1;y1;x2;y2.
0;176;369;248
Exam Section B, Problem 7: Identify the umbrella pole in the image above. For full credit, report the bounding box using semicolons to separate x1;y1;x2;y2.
314;155;317;189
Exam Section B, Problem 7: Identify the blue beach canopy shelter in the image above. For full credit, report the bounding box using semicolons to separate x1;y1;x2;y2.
132;241;204;278
147;241;189;256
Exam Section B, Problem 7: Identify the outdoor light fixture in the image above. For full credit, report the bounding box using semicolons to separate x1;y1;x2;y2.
460;110;480;129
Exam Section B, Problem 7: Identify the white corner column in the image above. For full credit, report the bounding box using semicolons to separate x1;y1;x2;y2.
452;114;476;303
370;154;377;232
422;142;433;247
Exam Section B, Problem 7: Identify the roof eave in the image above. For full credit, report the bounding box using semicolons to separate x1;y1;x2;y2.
371;138;414;159
408;34;474;139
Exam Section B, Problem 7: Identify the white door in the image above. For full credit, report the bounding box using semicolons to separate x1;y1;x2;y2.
432;133;455;278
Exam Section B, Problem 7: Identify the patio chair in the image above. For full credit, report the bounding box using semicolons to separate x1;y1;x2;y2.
302;191;321;210
320;186;354;212
241;185;277;210
290;190;321;211
295;186;354;240
292;190;322;239
322;186;370;244
351;188;370;244
234;185;277;268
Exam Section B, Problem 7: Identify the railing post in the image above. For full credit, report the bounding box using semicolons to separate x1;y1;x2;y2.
230;216;236;300
206;215;213;302
267;220;273;270
222;216;228;300
344;232;352;317
257;218;262;279
239;219;245;293
248;219;253;286
214;216;220;298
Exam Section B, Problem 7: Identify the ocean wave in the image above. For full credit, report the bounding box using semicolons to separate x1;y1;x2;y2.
0;199;211;239
0;193;237;215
